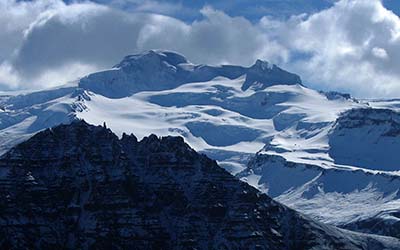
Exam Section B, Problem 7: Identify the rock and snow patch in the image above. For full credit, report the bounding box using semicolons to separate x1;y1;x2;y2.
0;50;398;240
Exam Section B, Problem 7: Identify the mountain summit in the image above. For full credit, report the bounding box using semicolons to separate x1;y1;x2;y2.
79;50;301;98
0;50;399;241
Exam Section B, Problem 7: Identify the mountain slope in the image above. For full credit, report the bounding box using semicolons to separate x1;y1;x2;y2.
79;50;301;98
236;106;400;237
329;108;400;171
237;154;400;237
0;50;399;239
0;121;399;249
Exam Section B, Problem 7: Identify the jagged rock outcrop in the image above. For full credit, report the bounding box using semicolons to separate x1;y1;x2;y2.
0;121;398;250
241;59;302;91
329;108;400;171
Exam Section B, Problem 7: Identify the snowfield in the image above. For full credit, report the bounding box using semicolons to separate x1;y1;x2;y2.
0;50;399;239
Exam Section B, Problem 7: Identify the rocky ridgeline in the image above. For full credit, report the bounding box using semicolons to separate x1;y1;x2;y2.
333;108;400;131
0;121;398;249
328;108;400;171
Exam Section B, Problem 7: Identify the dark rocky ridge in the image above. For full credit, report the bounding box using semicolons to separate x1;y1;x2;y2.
0;120;398;249
329;108;400;171
333;108;400;131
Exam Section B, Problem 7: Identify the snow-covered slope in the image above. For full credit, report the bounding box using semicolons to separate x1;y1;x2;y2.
79;50;301;98
237;154;400;237
0;50;399;238
329;108;400;171
0;86;83;154
2;121;399;249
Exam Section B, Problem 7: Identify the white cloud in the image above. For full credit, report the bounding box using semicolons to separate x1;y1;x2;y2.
0;62;20;90
0;0;63;61
2;1;286;89
272;0;400;97
1;0;400;97
134;6;288;66
372;47;388;59
109;0;183;15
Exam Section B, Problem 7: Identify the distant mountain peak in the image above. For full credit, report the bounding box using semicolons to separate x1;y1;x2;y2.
252;59;274;71
241;59;302;91
114;50;190;70
79;50;302;98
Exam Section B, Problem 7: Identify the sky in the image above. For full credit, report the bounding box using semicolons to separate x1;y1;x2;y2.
1;0;400;98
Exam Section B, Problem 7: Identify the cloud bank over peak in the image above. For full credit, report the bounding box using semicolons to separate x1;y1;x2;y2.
1;0;400;98
279;0;400;97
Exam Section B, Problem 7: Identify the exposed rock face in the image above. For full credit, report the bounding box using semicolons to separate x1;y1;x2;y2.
322;91;352;101
344;216;400;240
333;108;400;131
329;108;400;171
242;59;302;91
0;121;398;249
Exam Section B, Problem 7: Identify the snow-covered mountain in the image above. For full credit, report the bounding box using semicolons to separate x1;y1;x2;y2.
0;121;400;250
79;50;301;98
0;50;399;239
2;121;399;249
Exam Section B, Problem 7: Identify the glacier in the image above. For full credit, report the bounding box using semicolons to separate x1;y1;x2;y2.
0;50;399;238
